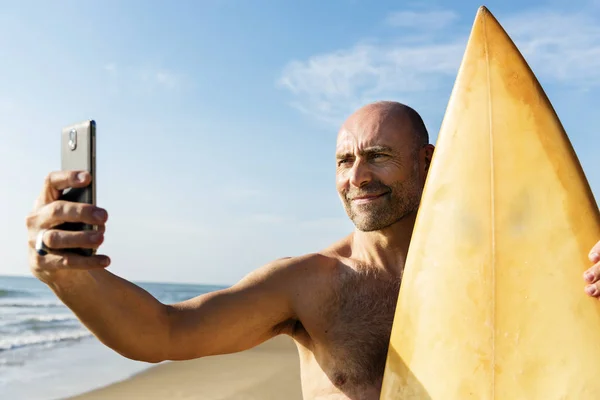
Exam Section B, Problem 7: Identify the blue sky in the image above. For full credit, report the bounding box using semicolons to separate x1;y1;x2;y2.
1;0;599;285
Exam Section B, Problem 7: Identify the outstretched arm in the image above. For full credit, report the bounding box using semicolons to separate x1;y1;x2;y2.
45;259;297;363
27;171;298;363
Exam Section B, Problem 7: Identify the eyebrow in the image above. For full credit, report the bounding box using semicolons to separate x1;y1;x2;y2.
336;145;394;159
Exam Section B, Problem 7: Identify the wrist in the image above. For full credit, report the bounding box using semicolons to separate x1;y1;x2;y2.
40;268;91;294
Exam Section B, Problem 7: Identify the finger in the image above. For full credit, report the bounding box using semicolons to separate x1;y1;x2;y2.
34;229;106;250
34;201;107;229
34;171;91;209
30;250;111;272
583;261;600;284
589;241;600;263
27;225;106;248
585;281;600;298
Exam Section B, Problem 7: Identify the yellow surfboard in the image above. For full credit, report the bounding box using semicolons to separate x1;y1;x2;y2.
380;6;600;399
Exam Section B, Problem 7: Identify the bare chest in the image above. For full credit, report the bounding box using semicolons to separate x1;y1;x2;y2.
296;267;401;398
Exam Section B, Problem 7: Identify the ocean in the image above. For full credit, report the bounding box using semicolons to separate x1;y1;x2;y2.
0;275;226;400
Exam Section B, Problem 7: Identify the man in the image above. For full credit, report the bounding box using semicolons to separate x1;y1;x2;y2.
26;101;600;399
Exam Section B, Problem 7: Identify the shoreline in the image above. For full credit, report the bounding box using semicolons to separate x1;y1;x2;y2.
66;335;303;400
1;276;304;400
1;335;154;400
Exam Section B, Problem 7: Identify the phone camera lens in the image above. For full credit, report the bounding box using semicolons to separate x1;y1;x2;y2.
68;128;77;150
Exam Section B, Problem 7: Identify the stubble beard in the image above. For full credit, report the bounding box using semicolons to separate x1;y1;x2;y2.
343;170;423;232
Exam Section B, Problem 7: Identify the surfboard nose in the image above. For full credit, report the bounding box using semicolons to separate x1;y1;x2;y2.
478;5;491;15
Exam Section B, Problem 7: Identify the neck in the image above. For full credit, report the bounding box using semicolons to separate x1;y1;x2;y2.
349;211;417;277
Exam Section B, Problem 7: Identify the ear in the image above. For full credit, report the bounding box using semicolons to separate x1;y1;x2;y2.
421;144;435;176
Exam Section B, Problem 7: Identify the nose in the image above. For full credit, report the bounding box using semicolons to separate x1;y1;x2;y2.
348;159;372;188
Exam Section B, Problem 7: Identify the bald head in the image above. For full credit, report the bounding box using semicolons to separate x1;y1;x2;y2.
335;101;432;232
339;101;429;154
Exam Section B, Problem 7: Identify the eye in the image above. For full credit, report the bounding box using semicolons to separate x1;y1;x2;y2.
370;153;388;160
337;159;351;166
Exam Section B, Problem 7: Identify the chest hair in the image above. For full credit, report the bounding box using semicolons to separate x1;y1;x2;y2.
324;264;402;388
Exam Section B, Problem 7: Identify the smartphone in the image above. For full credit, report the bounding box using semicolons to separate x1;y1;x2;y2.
57;120;97;256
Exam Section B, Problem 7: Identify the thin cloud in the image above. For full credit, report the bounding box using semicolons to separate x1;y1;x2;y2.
277;39;464;125
103;63;189;94
278;7;600;125
504;10;600;87
385;10;459;30
139;68;185;91
104;63;117;74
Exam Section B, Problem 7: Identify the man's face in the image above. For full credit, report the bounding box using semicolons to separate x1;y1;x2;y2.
335;114;425;232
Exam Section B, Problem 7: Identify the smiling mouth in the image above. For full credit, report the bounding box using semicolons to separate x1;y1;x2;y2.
351;193;387;204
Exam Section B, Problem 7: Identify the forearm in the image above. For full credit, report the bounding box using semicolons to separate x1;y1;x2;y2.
47;268;170;363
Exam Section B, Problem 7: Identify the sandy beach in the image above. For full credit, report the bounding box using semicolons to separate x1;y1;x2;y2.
67;335;303;400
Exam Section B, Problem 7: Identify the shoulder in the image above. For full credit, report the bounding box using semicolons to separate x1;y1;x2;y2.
230;235;353;306
233;248;347;299
244;252;340;285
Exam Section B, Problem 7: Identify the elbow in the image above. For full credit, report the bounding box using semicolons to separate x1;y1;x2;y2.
160;304;211;361
121;305;173;364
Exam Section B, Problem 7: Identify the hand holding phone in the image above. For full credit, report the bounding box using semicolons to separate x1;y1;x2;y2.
27;120;109;286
